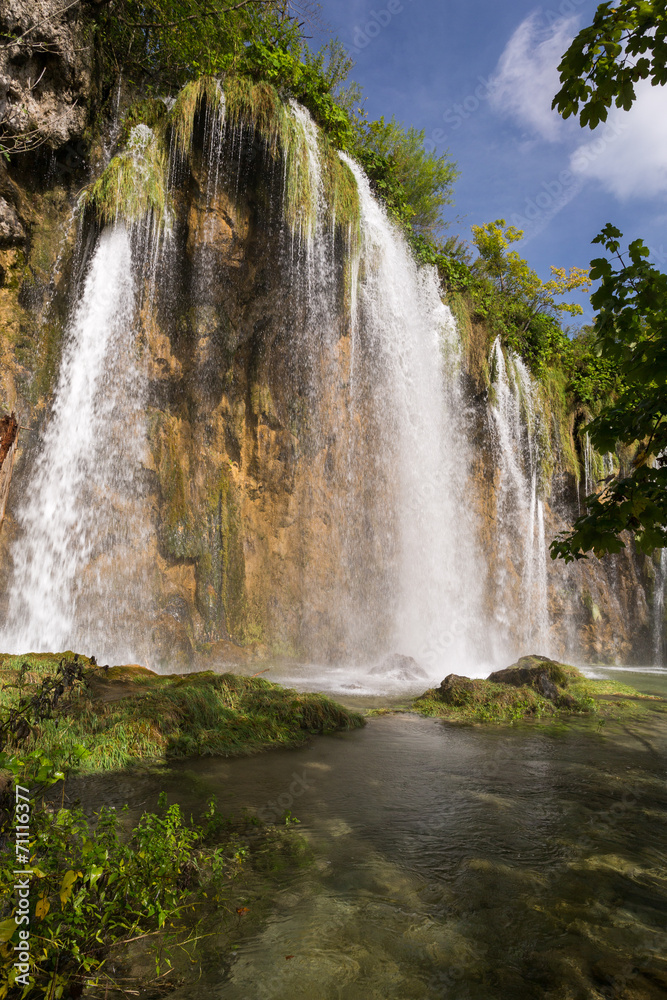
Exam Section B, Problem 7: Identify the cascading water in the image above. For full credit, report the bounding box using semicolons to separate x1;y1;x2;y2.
488;337;551;658
3;225;153;663
341;155;487;674
582;430;594;508
653;533;667;666
1;88;599;677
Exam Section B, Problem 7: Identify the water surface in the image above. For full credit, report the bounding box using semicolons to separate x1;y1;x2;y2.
89;693;667;999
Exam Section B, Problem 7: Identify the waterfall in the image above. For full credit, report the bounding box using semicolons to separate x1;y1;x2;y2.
3;225;152;663
582;431;593;508
488;337;550;657
1;90;583;677
341;154;486;673
653;535;667;666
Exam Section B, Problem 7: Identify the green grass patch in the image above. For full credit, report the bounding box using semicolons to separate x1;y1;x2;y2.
0;653;364;772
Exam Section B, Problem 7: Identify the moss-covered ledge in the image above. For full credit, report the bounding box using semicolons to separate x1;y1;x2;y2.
0;653;364;772
412;655;667;725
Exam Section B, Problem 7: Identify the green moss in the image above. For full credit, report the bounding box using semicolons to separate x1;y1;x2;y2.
581;588;602;622
414;679;560;724
320;138;360;237
0;654;364;772
168;74;359;239
151;416;255;643
81;124;171;228
119;98;169;146
537;367;580;484
170;76;225;157
2;189;77;407
412;663;664;725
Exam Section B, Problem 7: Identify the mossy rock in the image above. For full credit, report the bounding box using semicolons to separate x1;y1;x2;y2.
413;654;666;724
416;674;551;722
488;654;582;703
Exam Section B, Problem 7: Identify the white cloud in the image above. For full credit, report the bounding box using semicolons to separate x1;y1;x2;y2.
570;80;667;199
491;12;667;202
489;12;578;142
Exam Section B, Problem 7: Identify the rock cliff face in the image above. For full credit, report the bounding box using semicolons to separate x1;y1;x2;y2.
0;42;663;671
0;0;95;154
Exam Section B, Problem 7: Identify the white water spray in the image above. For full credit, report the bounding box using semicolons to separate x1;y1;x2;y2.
3;225;152;662
342;154;486;675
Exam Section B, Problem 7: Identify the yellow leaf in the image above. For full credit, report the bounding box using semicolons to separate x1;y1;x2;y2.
35;895;50;919
59;870;80;906
0;918;16;943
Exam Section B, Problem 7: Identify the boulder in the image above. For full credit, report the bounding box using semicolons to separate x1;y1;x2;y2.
438;673;485;706
487;655;580;703
369;653;428;681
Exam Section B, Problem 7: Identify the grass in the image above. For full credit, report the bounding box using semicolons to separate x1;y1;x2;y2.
411;660;666;725
81;123;170;229
0;653;364;773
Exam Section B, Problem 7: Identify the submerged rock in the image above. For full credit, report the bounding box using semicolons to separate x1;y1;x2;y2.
487;655;581;703
369;653;428;682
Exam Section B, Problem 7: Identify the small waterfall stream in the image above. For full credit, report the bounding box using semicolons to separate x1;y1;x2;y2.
489;337;550;657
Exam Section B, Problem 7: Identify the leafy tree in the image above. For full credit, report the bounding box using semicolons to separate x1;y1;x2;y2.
470;219;590;329
565;324;624;409
356;116;459;236
552;0;667;128
549;1;667;559
95;0;309;91
551;226;667;560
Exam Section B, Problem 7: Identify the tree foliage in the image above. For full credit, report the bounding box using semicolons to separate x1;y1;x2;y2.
467;220;591;375
355;117;459;236
550;0;667;558
98;0;303;88
552;0;667;128
471;220;591;321
552;226;667;560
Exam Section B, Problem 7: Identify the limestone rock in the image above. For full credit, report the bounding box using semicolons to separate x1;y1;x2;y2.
0;197;25;246
0;0;95;151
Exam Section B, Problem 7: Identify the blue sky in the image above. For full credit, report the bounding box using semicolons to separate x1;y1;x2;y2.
312;0;667;323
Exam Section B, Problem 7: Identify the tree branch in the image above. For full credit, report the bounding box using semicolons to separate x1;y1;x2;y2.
118;0;278;30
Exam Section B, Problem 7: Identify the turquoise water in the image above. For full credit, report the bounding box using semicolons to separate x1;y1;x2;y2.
90;674;667;1000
